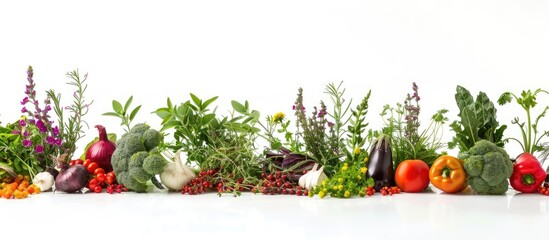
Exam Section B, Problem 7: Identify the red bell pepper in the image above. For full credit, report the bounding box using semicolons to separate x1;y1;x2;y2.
510;153;546;193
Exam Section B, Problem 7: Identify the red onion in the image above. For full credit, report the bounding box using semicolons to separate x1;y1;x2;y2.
86;125;116;172
55;164;88;193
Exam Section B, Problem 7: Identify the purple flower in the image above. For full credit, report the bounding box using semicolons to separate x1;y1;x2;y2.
21;107;27;113
55;138;62;146
327;121;335;127
12;130;20;135
36;120;46;133
29;119;36;125
22;139;32;147
318;109;327;118
47;136;55;145
45;105;52;111
35;145;44;153
292;105;296;110
23;131;29;138
19;119;26;127
21;97;29;105
53;126;60;135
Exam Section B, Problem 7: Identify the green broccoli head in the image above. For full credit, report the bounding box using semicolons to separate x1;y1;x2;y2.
129;167;153;183
129;151;149;168
116;170;129;187
143;129;163;151
123;134;146;153
142;154;167;175
111;148;131;172
123;173;149;193
462;140;513;195
130;123;150;136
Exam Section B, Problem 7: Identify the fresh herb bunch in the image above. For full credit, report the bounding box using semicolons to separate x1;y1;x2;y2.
498;89;549;156
155;95;263;196
293;87;341;176
0;124;38;179
46;69;93;158
16;66;62;168
375;82;448;166
449;85;507;152
102;96;142;133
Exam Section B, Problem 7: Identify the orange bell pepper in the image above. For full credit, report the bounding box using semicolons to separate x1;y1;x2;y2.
429;155;468;193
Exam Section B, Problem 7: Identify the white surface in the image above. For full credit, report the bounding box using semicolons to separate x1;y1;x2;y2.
2;189;549;239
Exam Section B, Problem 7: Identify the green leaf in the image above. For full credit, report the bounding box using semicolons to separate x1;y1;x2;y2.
129;105;142;121
202;113;216;125
203;96;219;109
112;100;123;113
102;112;120;117
167;97;173;109
497;92;513;105
231;100;247;114
124;96;133;112
250;110;260;122
190;93;202;108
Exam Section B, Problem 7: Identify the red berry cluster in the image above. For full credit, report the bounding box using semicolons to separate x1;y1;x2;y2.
255;171;307;196
365;186;376;196
380;186;401;196
106;184;128;194
70;159;119;194
181;169;219;195
538;186;549;196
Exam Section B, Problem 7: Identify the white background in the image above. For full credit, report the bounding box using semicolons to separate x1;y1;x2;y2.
2;0;549;158
1;1;549;239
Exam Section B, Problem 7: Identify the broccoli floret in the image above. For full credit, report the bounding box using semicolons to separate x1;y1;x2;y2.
116;171;129;186
123;174;149;193
142;154;167;175
462;140;513;195
129;167;153;183
143;129;163;151
130;123;150;136
123;134;146;153
129;151;149;168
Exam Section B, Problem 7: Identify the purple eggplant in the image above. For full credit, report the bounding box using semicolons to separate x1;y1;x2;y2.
366;135;395;191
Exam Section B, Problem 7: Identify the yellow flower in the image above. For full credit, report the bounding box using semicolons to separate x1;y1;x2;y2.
344;191;351;198
338;178;344;183
322;180;327;186
356;175;362;180
344;163;348;167
272;112;285;123
360;167;367;174
338;185;343;190
342;166;348;171
332;186;338;190
353;147;361;155
363;157;369;163
319;191;326;199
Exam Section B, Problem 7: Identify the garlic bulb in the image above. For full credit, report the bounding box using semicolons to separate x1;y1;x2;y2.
160;150;196;191
33;171;55;192
299;163;327;190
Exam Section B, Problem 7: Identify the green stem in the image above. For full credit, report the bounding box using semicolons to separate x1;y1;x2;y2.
442;167;451;178
527;109;532;153
522;174;535;185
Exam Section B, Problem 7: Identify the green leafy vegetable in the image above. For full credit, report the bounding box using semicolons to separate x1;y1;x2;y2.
449;85;506;152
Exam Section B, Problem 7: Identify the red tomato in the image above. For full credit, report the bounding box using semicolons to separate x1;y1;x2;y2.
93;185;102;193
83;159;92;168
75;159;84;165
87;162;99;174
395;160;430;193
88;178;98;190
94;168;105;175
69;160;76;166
106;176;115;185
106;172;116;179
96;173;106;183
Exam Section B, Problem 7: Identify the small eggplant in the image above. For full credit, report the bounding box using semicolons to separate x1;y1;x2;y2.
366;135;394;191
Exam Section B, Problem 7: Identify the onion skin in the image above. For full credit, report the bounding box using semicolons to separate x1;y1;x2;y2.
86;125;116;172
55;165;89;193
